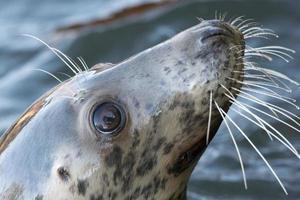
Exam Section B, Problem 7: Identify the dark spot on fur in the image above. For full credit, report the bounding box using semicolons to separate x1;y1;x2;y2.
90;194;103;200
132;97;140;109
163;67;172;75
57;167;70;182
131;129;141;149
136;154;157;176
77;179;89;196
194;49;210;60
108;190;117;200
152;137;166;151
152;112;161;134
35;194;43;200
153;175;166;193
125;187;141;200
120;152;136;192
102;173;109;187
178;67;187;75
163;143;174;154
176;60;184;66
141;183;153;199
105;146;123;167
63;154;70;159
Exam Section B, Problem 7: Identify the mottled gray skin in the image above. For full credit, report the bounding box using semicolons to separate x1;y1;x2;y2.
0;20;244;199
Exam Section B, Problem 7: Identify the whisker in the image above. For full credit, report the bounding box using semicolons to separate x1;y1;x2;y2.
214;101;248;189
243;80;291;93
232;93;300;133
78;56;89;71
233;88;300;125
245;46;295;62
243;74;278;84
230;16;245;26
241;86;295;102
221;84;273;140
242;66;300;87
235;19;255;29
239;22;258;31
33;68;62;83
22;34;78;76
241;87;298;107
218;106;288;195
52;48;82;73
244;52;273;61
221;12;228;21
206;91;213;145
228;77;290;97
32;69;76;96
57;72;72;79
228;97;299;156
230;105;299;156
231;83;280;117
242;27;265;34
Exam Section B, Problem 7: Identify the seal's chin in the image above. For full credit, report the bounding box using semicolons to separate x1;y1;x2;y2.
168;136;206;176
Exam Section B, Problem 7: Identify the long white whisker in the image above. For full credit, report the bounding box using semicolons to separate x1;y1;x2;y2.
22;34;78;76
214;101;248;189
230;106;299;156
232;86;300;118
244;80;291;93
32;69;76;96
224;88;298;154
236;19;255;29
218;106;288;195
52;48;82;73
228;77;290;97
33;69;62;83
57;72;72;79
241;87;299;109
230;16;244;26
206;91;213;145
221;84;273;140
240;82;293;102
78;57;89;71
243;75;278;84
232;94;300;133
243;66;300;87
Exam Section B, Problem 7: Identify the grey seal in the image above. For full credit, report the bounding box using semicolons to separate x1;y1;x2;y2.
0;16;298;199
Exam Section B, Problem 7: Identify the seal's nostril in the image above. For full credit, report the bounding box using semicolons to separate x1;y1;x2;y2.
201;28;231;42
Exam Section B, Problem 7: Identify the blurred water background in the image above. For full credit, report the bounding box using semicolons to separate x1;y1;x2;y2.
0;0;300;199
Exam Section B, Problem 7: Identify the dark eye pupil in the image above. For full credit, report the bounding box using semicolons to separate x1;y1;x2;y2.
93;102;125;135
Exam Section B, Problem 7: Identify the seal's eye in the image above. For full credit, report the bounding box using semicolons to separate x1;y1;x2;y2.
92;102;126;136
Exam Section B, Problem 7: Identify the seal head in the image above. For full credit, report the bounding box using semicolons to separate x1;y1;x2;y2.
0;20;244;199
